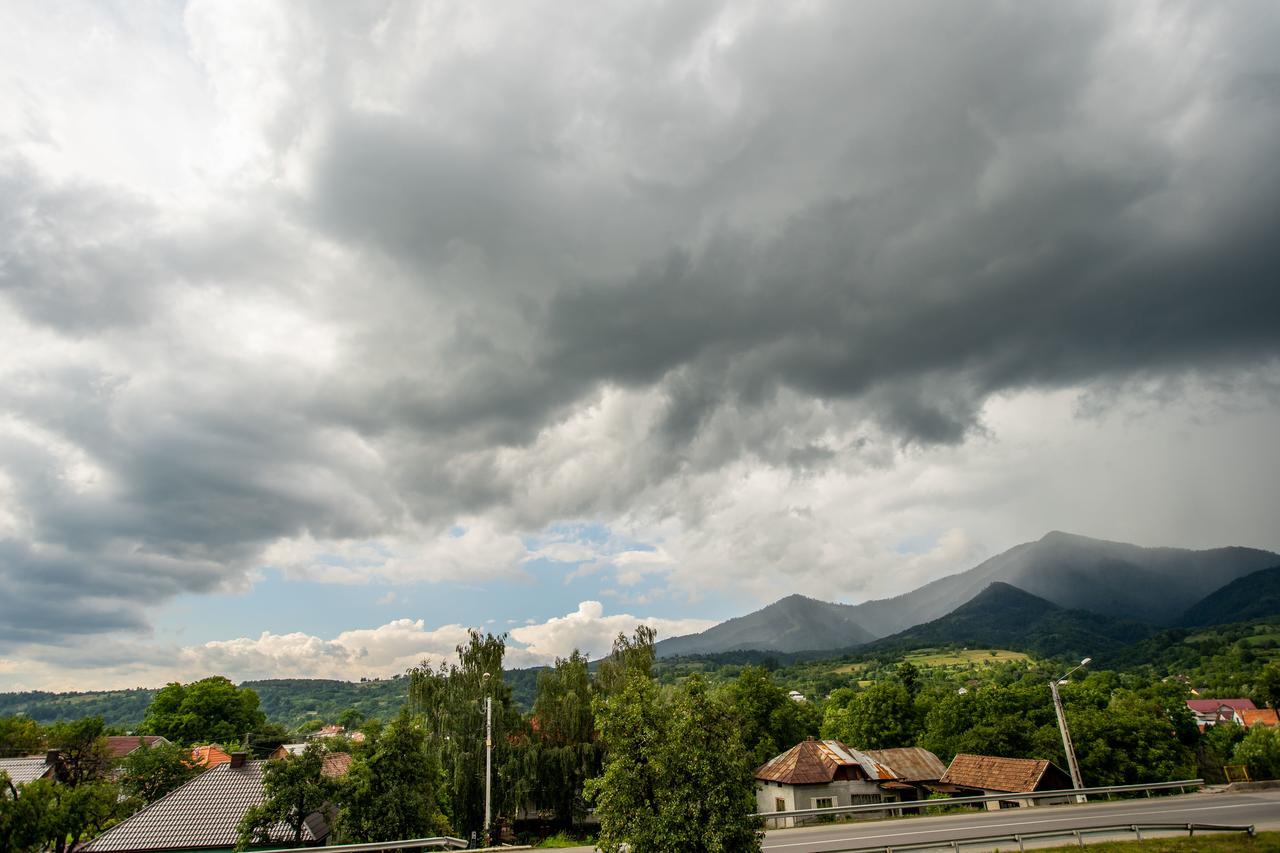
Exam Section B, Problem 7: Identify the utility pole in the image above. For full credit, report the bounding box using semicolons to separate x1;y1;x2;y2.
483;672;492;844
1051;657;1090;803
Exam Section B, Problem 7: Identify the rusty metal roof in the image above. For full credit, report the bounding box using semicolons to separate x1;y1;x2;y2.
755;739;897;785
864;748;947;782
939;753;1069;793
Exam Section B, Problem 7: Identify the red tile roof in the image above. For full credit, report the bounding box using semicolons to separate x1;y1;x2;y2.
1187;699;1257;714
320;752;352;778
939;754;1070;793
104;736;169;759
1241;709;1279;728
189;746;231;768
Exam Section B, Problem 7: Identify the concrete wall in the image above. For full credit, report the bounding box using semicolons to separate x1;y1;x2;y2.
756;779;897;827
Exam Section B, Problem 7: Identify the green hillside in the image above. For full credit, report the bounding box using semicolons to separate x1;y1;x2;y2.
1181;564;1280;627
862;582;1154;661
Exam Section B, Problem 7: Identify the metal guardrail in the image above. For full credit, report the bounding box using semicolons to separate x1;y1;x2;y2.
757;778;1204;820
825;822;1255;852
252;836;471;852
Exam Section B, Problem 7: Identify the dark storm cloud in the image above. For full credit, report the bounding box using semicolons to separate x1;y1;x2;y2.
2;0;1280;651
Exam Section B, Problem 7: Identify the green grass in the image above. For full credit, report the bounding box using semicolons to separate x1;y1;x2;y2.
904;648;1030;666
534;831;595;848
1035;830;1280;852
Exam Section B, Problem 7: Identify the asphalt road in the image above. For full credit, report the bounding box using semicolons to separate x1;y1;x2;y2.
759;789;1280;852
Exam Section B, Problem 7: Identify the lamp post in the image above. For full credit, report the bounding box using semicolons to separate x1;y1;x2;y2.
1050;657;1090;802
482;671;492;844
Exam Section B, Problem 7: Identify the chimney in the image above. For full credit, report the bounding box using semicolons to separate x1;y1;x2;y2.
229;751;247;769
45;749;59;766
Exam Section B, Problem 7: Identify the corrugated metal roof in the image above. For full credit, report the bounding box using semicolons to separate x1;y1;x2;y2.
939;753;1069;793
0;756;55;786
83;760;323;852
864;748;947;782
755;739;898;785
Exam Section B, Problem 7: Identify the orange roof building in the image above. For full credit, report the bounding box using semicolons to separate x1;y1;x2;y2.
1241;709;1280;728
189;745;232;768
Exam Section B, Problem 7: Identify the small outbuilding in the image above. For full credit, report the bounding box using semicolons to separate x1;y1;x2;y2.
938;753;1073;809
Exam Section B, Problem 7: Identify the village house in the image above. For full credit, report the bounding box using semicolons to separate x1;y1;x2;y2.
0;752;60;795
754;739;902;827
84;751;352;853
937;754;1073;809
1187;698;1257;731
864;747;949;801
188;745;232;769
1240;708;1280;729
269;743;309;759
104;736;171;760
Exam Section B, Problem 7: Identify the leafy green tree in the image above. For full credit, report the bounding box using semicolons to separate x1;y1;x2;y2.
47;717;113;788
897;661;922;699
1233;725;1280;780
0;717;45;758
590;674;762;853
1257;663;1280;710
524;650;602;828
143;677;268;746
336;708;365;732
337;706;448;841
1064;692;1195;785
1198;722;1247;783
118;739;200;804
822;682;915;749
409;630;522;842
237;744;339;849
1;777;125;853
724;666;819;767
595;625;657;696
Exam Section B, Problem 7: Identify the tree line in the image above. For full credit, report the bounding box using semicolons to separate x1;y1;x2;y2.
5;634;1280;850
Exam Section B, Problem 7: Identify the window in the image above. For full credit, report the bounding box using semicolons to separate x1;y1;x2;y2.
812;797;834;809
850;794;883;805
775;798;786;812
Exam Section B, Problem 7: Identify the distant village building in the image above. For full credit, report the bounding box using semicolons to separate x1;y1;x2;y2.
937;754;1072;809
787;690;806;703
1187;699;1257;731
754;739;903;827
104;736;171;760
189;745;232;769
1240;709;1280;729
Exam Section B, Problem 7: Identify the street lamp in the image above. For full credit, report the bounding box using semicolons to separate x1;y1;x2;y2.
1050;657;1090;802
482;671;492;844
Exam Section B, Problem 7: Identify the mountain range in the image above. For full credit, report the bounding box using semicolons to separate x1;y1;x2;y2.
655;531;1280;659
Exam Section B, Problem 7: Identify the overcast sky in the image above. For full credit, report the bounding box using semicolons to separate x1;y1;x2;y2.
2;1;1279;692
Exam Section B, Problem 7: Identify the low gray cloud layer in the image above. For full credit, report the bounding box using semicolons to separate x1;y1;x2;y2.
1;1;1279;662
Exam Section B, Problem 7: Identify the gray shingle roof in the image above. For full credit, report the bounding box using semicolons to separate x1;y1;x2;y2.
83;760;323;852
0;756;55;787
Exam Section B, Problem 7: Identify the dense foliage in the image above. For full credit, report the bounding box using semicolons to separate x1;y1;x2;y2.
336;706;450;841
237;743;340;849
142;676;268;746
588;633;762;853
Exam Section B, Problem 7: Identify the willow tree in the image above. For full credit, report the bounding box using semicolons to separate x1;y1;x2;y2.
409;630;523;842
527;651;602;828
